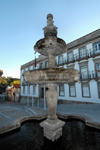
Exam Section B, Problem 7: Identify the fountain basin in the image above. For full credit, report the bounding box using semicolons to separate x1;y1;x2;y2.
34;37;67;56
23;68;79;85
0;119;100;150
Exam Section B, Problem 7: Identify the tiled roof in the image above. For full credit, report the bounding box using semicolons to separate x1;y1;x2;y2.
14;84;20;88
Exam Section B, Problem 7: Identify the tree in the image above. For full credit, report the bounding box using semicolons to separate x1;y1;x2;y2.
10;80;20;86
1;78;7;84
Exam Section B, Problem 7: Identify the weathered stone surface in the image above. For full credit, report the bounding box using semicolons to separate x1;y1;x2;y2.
23;68;79;84
46;84;58;118
34;14;66;56
40;118;65;141
40;83;65;141
23;13;79;141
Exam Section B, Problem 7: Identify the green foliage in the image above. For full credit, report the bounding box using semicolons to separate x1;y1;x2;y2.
0;77;20;93
10;80;20;86
1;78;7;84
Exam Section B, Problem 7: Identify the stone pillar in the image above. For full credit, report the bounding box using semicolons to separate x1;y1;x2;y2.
46;84;58;119
27;96;29;106
32;97;34;107
38;97;39;108
44;84;46;110
47;50;55;68
40;83;65;141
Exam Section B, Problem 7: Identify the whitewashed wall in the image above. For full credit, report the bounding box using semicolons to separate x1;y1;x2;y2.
21;41;100;104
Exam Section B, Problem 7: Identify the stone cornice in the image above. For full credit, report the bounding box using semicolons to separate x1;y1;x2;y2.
67;28;100;50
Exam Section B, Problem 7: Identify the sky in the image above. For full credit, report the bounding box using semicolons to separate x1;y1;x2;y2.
0;0;100;78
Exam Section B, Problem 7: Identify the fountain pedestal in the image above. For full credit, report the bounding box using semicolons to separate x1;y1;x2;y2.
40;83;65;141
40;117;65;141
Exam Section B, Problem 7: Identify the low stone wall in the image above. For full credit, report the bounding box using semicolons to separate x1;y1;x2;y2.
0;95;5;102
20;96;38;104
58;99;95;104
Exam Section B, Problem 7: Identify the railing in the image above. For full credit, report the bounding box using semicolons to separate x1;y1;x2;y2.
80;70;100;80
55;48;100;66
22;48;100;76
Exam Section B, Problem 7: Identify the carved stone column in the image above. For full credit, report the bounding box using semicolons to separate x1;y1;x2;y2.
47;49;55;68
46;84;58;119
40;83;65;141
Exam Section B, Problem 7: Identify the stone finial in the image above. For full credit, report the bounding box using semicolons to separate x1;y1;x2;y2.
43;14;57;38
47;13;53;20
47;13;54;26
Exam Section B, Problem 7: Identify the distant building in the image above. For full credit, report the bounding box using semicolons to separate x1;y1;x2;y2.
6;84;20;102
0;70;3;83
14;84;20;102
20;29;100;104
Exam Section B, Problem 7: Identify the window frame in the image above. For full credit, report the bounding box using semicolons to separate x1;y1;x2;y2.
80;65;88;80
98;82;100;98
79;46;86;58
23;86;25;94
33;85;36;95
82;82;90;98
67;51;73;62
96;62;100;78
59;84;65;96
27;85;30;94
45;61;48;68
40;62;43;69
69;84;76;97
58;55;63;65
93;41;100;52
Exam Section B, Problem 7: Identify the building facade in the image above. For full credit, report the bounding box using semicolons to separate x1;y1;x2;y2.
20;29;100;104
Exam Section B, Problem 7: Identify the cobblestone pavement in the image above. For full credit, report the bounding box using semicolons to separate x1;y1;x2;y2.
57;103;100;123
0;101;100;134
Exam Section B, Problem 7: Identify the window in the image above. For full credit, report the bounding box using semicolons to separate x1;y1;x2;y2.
27;85;30;94
28;67;31;70
80;66;88;79
58;55;63;65
33;65;36;70
82;83;90;97
33;85;36;95
23;86;25;94
37;64;39;69
69;84;76;97
68;52;73;62
59;84;64;96
22;69;25;76
45;61;48;68
98;82;100;98
96;63;100;78
40;63;43;69
94;41;100;54
79;46;86;58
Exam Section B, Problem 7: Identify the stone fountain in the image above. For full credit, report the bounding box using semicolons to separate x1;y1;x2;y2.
23;14;79;141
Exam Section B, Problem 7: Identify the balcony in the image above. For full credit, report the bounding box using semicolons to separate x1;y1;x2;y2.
80;70;100;81
56;58;67;66
56;48;100;66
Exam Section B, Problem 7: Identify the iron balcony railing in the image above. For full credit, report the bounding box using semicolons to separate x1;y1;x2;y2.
55;48;100;66
21;48;100;77
80;70;100;80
